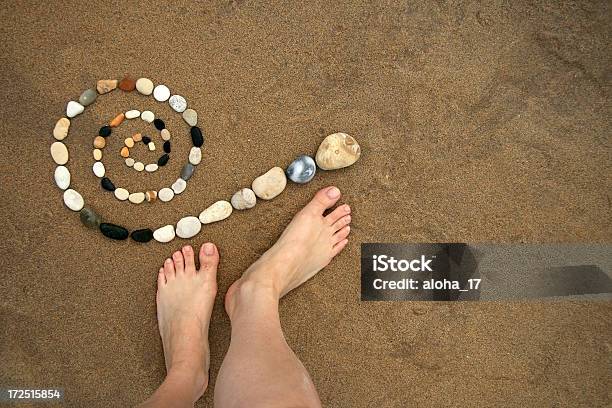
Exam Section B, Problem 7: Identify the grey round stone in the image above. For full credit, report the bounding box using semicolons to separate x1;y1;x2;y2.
286;155;316;183
180;163;195;181
79;207;102;229
79;89;97;106
169;95;187;113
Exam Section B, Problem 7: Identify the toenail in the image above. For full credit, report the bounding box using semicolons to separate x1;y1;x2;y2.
345;215;351;223
165;259;172;264
327;187;340;198
183;245;192;253
344;205;350;212
204;243;214;255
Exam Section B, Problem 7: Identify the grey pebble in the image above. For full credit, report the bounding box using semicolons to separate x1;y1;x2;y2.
79;89;97;106
286;155;316;183
181;163;195;181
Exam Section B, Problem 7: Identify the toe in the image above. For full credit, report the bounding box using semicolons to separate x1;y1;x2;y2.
198;242;219;281
304;186;341;214
173;251;185;275
182;245;196;274
163;258;175;280
333;225;351;243
157;268;166;288
326;204;351;225
332;214;351;232
331;238;349;257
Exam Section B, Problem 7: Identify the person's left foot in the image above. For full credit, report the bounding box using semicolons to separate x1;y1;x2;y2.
156;243;219;401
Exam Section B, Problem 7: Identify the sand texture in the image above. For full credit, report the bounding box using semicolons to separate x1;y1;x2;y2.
0;1;611;406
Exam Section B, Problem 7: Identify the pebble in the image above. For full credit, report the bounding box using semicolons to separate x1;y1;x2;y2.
172;178;187;194
153;118;165;130
315;132;361;170
120;146;130;158
101;177;115;191
128;192;146;204
153;225;175;243
97;79;118;94
158;153;170;166
148;142;156;151
100;223;129;240
189;147;202;165
134;162;145;172
131;228;153;243
163;141;171;153
114;188;129;201
50;142;69;165
176;216;201;239
169;95;187;112
99;125;112;137
181;163;195;180
136;78;154;95
153;84;171;101
252;167;287;200
190;126;204;147
124;137;135;148
199;200;233;224
54;166;71;190
118;76;136;91
145;163;158;172
80;207;101;229
125;158;135;167
182;109;197;126
142;135;152;145
110;113;125;127
286;155;316;183
93;161;105;178
125;109;140;119
132;133;142;142
53;118;70;140
231;188;257;210
158;188;174;202
79;89;97;106
66;101;84;118
146;190;157;202
93;136;106;149
63;189;84;211
161;129;171;141
93;149;102;160
141;110;155;123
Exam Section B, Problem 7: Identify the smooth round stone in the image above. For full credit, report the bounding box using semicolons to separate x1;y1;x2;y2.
93;161;105;178
160;129;171;141
53;118;70;140
114;188;129;201
128;192;145;204
131;228;153;243
125;157;135;167
146;190;157;202
63;189;84;211
145;163;158;172
50;141;69;165
133;133;142;142
153;225;175;243
79;88;97;106
315;132;361;170
153;118;165;130
99;125;111;137
199;200;232;224
231;188;256;210
80;207;101;229
118;76;136;91
172;178;187;194
120;146;130;158
100;223;129;240
176;216;201;239
54;166;70;190
141;110;155;123
101;177;115;192
286;155;316;183
125;109;140;119
136;78;154;95
189;147;202;165
190;126;203;147
124;137;135;148
93;148;102;160
158;153;170;166
148;142;156;151
93;136;106;149
134;162;145;172
182;109;197;126
110;113;125;127
158;188;174;202
181;163;195;181
142;135;152;145
252;167;287;200
153;84;170;102
96;79;117;94
66;101;84;118
163;141;171;153
169;95;187;112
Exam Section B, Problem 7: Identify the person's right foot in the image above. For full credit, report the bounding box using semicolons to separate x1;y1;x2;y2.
225;186;351;316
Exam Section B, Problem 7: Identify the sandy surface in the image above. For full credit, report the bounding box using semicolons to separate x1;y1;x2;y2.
0;1;611;406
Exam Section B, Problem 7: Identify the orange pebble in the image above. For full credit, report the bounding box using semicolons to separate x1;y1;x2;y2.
110;113;125;127
132;133;142;142
93;136;106;149
118;76;136;91
146;191;157;202
120;146;130;158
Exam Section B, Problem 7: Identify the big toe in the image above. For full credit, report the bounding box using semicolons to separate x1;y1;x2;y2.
305;186;341;214
198;242;219;279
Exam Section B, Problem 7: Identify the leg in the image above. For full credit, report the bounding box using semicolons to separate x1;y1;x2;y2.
138;243;219;408
215;186;352;408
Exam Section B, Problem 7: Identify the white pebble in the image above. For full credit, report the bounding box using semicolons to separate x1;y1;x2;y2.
169;95;187;112
148;142;156;151
141;110;155;123
63;189;84;211
171;178;187;194
145;163;158;172
161;129;171;141
153;84;170;102
50;141;69;165
176;216;201;239
189;147;201;165
134;162;145;172
158;188;175;202
199;200;232;224
136;78;154;95
252;167;287;200
125;157;135;167
92;161;105;178
114;188;129;201
66;101;84;118
93;149;102;160
54;166;71;190
125;109;141;119
128;192;145;204
153;225;175;243
231;188;257;210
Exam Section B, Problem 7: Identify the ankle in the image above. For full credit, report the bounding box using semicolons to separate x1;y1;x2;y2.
166;364;208;400
226;278;280;321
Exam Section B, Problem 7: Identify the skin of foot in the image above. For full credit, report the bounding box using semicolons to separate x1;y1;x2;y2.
226;186;352;316
156;243;219;403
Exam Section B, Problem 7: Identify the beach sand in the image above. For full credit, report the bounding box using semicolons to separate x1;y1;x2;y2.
0;1;610;406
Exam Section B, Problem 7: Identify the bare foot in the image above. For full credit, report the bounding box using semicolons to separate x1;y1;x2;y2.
156;243;219;402
226;186;351;316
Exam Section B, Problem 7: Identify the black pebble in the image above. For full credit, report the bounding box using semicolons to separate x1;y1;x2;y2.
100;223;129;240
153;119;165;130
142;135;152;144
131;228;153;243
99;125;112;137
158;153;170;167
190;126;204;147
163;141;171;153
101;177;116;192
